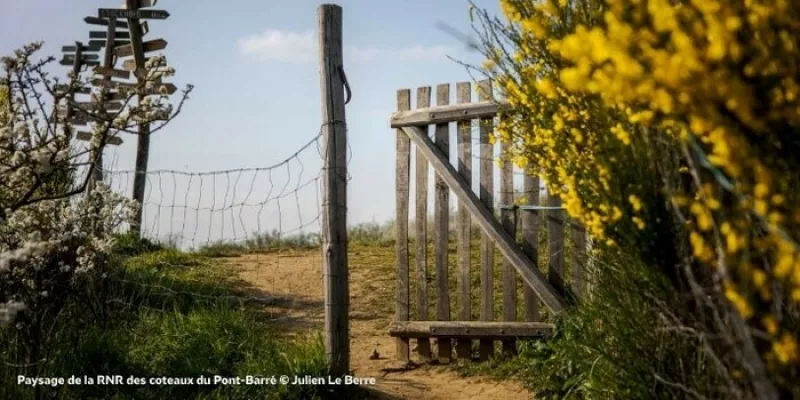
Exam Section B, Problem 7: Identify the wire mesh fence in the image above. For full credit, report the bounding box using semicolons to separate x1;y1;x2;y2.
97;125;343;331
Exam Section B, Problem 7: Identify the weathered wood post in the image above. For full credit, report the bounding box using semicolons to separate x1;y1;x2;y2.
127;0;151;236
318;3;350;377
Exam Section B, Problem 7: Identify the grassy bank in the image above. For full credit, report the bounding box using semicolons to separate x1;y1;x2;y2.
1;234;329;400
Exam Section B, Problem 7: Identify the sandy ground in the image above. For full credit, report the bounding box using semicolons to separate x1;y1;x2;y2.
222;249;532;400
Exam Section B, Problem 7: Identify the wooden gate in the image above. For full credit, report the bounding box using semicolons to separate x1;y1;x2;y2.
389;80;590;363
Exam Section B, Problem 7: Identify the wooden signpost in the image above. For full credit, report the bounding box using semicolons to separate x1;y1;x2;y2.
90;31;131;39
54;84;92;94
84;16;129;28
76;131;123;146
90;78;137;89
93;66;131;80
99;8;170;20
88;40;129;48
113;0;174;235
62;44;101;52
59;55;100;66
113;38;167;57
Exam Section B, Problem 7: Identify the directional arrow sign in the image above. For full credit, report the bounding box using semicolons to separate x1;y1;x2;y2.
84;16;129;28
89;31;131;39
92;92;126;102
141;21;150;36
114;39;167;57
91;79;139;90
139;83;177;96
62;44;102;53
76;131;123;146
121;56;164;71
62;53;100;61
88;40;129;49
54;84;91;94
59;57;100;67
93;66;131;80
65;101;124;112
99;8;170;20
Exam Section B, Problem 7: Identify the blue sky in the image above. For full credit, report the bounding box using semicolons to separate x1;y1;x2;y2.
1;0;507;245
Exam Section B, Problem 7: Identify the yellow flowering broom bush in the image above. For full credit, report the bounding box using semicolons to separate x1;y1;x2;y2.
475;0;800;396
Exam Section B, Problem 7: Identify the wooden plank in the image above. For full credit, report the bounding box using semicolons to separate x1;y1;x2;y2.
389;321;553;339
135;0;158;7
521;173;540;321
433;83;452;364
84;16;129;28
414;86;432;363
114;38;167;57
500;141;517;356
91;78;137;89
54;84;91;94
395;88;411;363
455;81;472;361
91;91;125;102
127;0;152;236
88;40;129;49
59;57;99;66
93;66;131;80
391;101;505;128
62;101;123;112
122;57;163;71
90;31;131;39
138;83;177;96
75;131;123;146
62;44;102;52
570;224;587;301
400;125;568;313
477;79;495;361
547;193;566;296
99;8;170;20
318;4;350;377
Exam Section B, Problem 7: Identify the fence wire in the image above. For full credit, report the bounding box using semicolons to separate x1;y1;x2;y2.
96;123;346;328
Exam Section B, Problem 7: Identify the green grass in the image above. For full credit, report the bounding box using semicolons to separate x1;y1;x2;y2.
1;234;331;400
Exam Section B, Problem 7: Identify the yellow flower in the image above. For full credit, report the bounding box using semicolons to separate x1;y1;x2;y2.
632;216;646;230
628;194;643;211
724;285;753;319
773;334;799;364
762;316;779;335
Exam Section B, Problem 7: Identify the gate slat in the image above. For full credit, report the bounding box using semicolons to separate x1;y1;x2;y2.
395;89;411;362
434;83;452;364
478;80;494;361
415;86;432;361
547;192;565;297
522;173;540;322
500;138;517;356
456;81;473;361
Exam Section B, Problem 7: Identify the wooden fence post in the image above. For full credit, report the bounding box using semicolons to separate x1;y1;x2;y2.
500;129;517;356
547;191;565;297
521;172;540;321
477;79;494;361
570;223;587;300
434;83;452;363
318;3;350;377
395;87;411;363
415;86;432;362
127;0;151;236
456;81;472;360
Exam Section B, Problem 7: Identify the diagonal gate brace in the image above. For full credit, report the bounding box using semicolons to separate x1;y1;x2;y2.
401;126;567;313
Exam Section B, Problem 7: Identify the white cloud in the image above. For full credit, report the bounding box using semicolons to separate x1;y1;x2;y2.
237;30;316;63
237;29;458;63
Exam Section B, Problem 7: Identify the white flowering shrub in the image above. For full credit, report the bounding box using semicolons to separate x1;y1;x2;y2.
0;42;190;368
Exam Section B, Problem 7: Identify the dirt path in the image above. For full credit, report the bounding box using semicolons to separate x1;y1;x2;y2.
222;248;532;400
